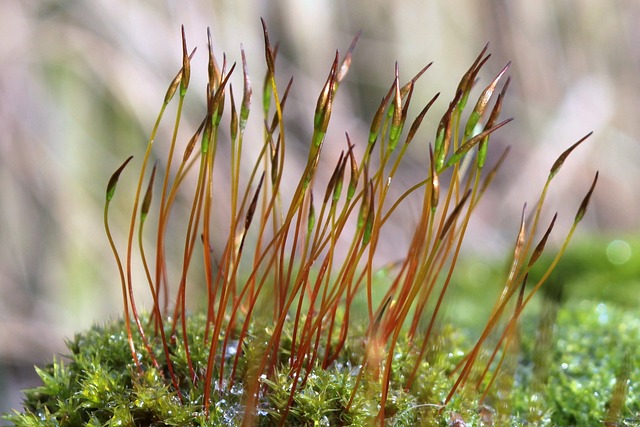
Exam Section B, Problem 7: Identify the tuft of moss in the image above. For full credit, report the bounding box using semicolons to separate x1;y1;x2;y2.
515;301;640;426
6;301;639;426
3;21;621;427
3;314;460;426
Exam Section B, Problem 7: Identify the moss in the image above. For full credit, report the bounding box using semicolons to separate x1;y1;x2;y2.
4;314;461;426
5;301;639;426
3;22;619;427
514;301;640;426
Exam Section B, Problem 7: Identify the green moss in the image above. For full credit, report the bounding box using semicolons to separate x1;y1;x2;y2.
514;301;640;426
5;301;639;426
3;314;459;426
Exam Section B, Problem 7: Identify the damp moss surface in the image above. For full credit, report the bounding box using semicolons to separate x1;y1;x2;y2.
5;299;639;426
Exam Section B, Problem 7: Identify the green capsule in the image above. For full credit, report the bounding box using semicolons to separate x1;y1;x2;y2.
106;156;133;202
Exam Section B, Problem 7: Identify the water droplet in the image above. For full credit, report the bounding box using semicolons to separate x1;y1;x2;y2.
225;340;238;358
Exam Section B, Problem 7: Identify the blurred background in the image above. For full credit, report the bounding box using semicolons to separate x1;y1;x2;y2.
1;0;639;414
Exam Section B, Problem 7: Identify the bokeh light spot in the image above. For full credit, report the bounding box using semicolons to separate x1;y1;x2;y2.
606;239;631;265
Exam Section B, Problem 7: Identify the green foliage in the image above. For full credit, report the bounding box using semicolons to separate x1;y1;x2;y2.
6;315;460;426
6;302;639;426
512;301;640;426
5;321;200;427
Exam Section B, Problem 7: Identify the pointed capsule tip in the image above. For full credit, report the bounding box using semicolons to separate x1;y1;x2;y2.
575;171;599;223
549;132;593;178
106;156;134;201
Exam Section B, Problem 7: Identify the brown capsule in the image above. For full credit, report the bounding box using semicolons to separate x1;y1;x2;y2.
183;119;205;162
439;190;471;241
324;151;345;204
261;18;275;75
574;171;599;224
337;30;361;83
180;26;191;95
240;45;252;127
229;85;238;142
528;213;558;267
141;163;158;220
164;48;196;104
207;27;222;90
346;134;359;201
405;92;439;146
369;83;396;146
400;62;432;98
455;43;490;103
106;156;133;201
314;52;339;130
473;62;510;121
549;132;592;179
392;64;402;130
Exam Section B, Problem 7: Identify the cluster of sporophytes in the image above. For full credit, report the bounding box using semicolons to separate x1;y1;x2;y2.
8;22;620;426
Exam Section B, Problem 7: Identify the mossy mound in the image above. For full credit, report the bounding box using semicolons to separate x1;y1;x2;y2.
5;301;639;426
